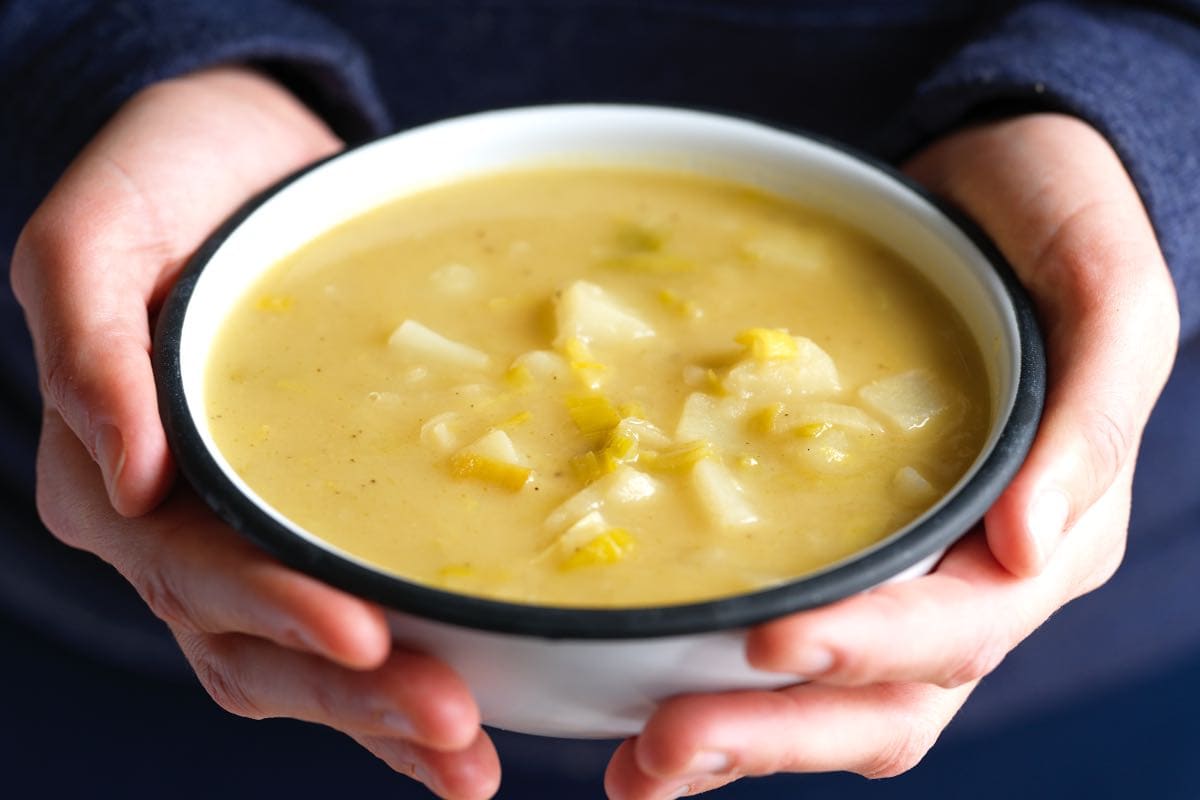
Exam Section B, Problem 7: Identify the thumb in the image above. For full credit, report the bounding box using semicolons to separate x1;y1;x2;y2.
979;189;1176;575
905;114;1178;576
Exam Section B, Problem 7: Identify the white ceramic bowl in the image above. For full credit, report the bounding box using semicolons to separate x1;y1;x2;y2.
154;105;1044;738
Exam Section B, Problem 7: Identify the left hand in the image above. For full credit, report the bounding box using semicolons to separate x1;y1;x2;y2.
604;113;1180;799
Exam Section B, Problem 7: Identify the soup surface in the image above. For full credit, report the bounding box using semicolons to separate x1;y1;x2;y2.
206;168;989;607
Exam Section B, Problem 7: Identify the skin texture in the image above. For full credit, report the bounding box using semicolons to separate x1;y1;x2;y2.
10;65;1179;800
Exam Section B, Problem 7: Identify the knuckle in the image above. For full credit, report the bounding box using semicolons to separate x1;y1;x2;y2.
861;714;941;779
38;343;77;420
133;562;196;630
1080;405;1133;496
942;638;1007;688
191;646;265;720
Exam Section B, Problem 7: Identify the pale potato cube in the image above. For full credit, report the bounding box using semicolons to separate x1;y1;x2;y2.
859;370;950;433
894;466;937;504
675;392;721;443
429;262;478;293
692;458;759;529
794;427;852;474
785;401;884;435
459;429;526;466
553;281;655;347
607;467;660;504
388;320;490;371
741;228;827;272
420;412;460;454
723;336;840;401
675;392;747;450
614;416;672;449
545;467;659;532
555;510;611;553
511;350;570;383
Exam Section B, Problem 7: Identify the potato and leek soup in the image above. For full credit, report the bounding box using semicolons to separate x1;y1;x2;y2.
206;168;989;607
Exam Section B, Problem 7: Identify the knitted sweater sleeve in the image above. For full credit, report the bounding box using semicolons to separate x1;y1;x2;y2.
885;1;1200;340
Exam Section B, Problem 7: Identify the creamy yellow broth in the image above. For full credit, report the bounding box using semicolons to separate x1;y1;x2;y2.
206;168;989;607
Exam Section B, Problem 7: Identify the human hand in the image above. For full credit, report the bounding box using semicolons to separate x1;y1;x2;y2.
604;113;1180;798
12;67;499;799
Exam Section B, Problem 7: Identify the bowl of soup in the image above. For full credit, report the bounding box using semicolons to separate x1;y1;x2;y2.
154;105;1043;738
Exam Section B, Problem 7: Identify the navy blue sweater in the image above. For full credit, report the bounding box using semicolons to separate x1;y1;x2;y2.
1;0;1198;738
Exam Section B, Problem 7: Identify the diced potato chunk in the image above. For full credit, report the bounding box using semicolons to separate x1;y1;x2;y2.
723;336;841;400
429;262;478;293
560;527;636;571
460;429;526;465
553;281;655;347
859;370;951;433
450;430;532;491
784;401;884;435
513;349;569;380
692;458;759;529
555;510;611;552
794;427;852;474
420;412;460;453
740;229;826;271
893;466;937;504
389;320;490;371
675;392;721;443
545;467;659;532
613;417;672;449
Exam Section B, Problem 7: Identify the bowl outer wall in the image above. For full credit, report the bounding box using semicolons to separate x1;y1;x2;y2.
153;105;1046;643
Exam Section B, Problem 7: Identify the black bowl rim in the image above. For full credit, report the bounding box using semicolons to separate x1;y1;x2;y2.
153;103;1045;641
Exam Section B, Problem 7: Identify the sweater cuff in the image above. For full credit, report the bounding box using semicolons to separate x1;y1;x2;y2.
882;2;1200;341
0;0;390;239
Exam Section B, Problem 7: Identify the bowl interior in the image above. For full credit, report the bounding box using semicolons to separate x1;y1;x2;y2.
163;105;1039;637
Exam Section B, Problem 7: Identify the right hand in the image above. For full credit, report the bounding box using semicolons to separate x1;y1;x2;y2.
12;67;500;800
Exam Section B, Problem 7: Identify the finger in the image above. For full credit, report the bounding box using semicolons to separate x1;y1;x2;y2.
10;67;341;517
175;631;481;752
606;681;974;799
605;740;731;800
905;114;1178;575
38;407;390;669
747;461;1131;688
13;208;174;516
352;730;501;800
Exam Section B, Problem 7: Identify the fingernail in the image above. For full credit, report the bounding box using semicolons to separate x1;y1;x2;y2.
1029;489;1071;562
681;750;732;777
94;424;125;504
667;786;695;799
382;711;418;739
791;646;835;678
